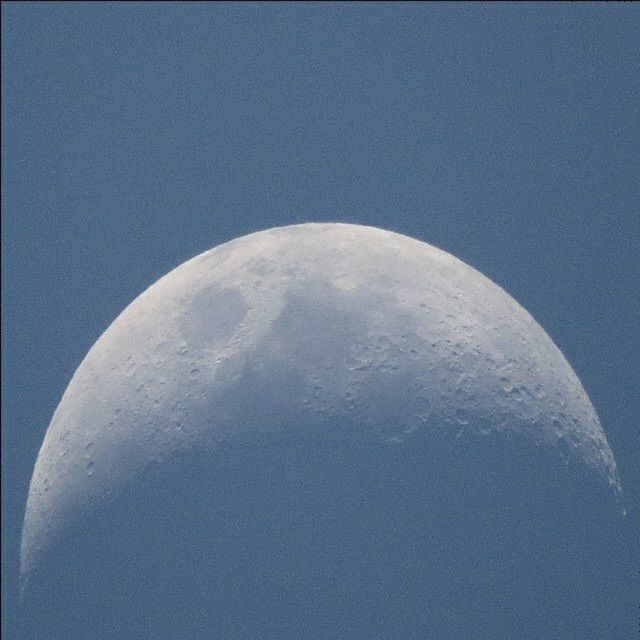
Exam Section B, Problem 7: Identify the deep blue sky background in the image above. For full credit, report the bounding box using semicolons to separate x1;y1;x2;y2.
2;3;639;637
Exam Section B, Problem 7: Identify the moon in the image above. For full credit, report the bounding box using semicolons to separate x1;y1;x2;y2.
21;223;624;638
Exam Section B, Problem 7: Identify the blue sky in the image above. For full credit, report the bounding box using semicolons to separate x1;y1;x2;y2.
2;3;639;638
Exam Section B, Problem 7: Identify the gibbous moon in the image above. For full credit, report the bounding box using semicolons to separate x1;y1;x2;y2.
21;223;624;639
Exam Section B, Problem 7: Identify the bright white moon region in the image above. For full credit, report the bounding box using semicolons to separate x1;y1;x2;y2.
21;223;623;639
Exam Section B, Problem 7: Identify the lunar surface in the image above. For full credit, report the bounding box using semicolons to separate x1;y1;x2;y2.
21;223;625;639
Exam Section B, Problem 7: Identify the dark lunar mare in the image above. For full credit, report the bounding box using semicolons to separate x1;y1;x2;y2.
21;422;627;640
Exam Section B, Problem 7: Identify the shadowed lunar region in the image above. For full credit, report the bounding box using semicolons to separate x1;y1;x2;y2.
21;223;626;639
